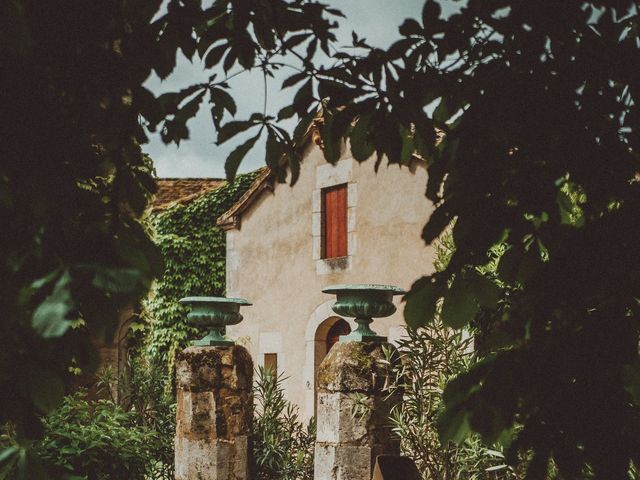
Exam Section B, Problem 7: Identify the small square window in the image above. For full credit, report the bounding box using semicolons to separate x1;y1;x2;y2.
322;184;348;259
264;353;277;375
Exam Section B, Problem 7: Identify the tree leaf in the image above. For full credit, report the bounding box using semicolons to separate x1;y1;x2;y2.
282;72;308;89
32;271;73;338
399;18;422;36
433;97;450;124
217;120;256;144
441;275;478;329
204;43;228;68
91;267;142;294
225;132;261;181
350;115;375;161
293;79;313;114
403;277;441;329
437;405;470;445
468;271;502;309
210;87;237;116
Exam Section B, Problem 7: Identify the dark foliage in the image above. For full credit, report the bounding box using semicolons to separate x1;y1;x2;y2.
3;0;640;478
273;2;640;478
1;0;339;476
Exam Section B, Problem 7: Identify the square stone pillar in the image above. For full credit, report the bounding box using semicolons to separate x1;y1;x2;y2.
175;345;253;480
314;341;402;480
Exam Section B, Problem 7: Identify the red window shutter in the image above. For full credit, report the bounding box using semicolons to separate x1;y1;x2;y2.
322;184;348;258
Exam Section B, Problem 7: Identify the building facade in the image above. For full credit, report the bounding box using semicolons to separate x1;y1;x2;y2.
219;143;437;419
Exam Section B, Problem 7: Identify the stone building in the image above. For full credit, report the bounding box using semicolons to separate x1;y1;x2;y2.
218;140;437;420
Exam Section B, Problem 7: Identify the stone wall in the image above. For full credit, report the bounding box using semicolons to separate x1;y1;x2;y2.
314;341;402;480
175;345;253;480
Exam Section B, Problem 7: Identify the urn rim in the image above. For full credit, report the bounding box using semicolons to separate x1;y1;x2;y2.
322;284;406;295
179;296;252;306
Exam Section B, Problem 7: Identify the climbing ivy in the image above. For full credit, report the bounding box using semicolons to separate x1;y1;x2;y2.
139;169;262;378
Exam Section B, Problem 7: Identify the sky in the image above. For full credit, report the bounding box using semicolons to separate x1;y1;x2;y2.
144;1;451;179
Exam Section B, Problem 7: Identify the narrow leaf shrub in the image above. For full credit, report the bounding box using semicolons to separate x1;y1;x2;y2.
386;232;521;480
253;367;315;480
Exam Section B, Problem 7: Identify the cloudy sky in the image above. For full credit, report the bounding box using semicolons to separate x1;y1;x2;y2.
145;1;455;179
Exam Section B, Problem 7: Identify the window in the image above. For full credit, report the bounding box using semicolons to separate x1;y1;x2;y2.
322;184;348;258
264;353;277;375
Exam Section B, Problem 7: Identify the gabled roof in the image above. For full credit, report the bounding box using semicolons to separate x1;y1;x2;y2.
216;167;273;230
152;178;225;212
214;116;437;230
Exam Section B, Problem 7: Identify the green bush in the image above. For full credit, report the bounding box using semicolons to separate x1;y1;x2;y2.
384;232;521;480
36;391;157;480
101;356;175;479
1;355;175;480
385;324;518;480
253;367;315;480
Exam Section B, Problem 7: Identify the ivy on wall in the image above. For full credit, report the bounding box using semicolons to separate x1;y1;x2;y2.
139;169;262;376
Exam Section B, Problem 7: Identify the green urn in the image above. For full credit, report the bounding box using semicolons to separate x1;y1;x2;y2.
322;284;406;343
179;296;251;346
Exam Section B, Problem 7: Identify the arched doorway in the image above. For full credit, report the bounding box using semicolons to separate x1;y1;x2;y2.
325;318;351;354
303;300;357;419
312;316;351;416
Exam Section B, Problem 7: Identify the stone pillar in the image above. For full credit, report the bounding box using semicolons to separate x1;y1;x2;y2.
175;345;253;480
314;341;402;480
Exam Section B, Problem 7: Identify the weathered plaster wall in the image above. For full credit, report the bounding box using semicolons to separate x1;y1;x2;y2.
226;143;436;419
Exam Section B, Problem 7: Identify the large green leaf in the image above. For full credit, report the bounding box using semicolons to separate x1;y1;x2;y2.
437;405;470;445
225;132;261;180
468;271;502;309
403;277;441;329
441;275;478;329
91;267;143;294
32;271;73;338
350;115;374;161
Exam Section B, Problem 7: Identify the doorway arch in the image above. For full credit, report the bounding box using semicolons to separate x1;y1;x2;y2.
303;300;356;419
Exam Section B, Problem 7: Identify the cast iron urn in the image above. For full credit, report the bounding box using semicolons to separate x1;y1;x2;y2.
179;296;251;346
322;284;406;342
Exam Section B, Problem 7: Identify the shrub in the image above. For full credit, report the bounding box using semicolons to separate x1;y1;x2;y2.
36;390;158;480
253;367;315;480
100;356;175;479
385;323;518;480
384;231;521;480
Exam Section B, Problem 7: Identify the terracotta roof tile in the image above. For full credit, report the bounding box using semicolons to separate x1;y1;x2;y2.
152;178;225;212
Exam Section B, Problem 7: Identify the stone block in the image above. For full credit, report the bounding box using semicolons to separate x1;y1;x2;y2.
317;342;396;393
316;392;368;444
175;345;253;479
314;444;372;480
314;341;402;480
175;435;250;480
